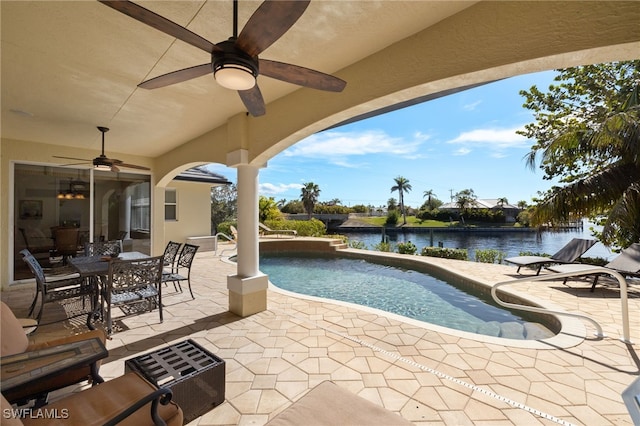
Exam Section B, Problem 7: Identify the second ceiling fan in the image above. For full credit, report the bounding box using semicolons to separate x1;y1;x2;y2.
54;126;150;172
99;0;347;117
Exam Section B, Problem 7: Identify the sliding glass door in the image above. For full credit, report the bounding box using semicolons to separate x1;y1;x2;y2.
13;164;150;281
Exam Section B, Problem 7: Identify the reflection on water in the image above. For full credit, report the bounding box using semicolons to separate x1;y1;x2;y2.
343;221;615;261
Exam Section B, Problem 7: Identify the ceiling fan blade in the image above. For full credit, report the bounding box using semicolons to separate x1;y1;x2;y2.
53;155;92;162
236;0;310;57
118;163;151;171
99;0;220;53
111;165;120;173
60;162;91;167
238;85;266;117
259;59;346;92
139;64;212;89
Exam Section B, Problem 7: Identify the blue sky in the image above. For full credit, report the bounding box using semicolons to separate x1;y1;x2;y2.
211;70;559;208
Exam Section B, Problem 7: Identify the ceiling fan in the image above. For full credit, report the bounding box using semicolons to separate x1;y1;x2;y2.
53;126;150;172
98;0;347;117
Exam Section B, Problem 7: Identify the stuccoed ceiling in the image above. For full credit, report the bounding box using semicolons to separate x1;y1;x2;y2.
1;1;476;159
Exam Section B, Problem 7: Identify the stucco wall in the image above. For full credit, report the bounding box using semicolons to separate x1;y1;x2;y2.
164;180;213;245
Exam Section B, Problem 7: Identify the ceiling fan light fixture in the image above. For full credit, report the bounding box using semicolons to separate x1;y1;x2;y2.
213;45;258;91
214;64;256;90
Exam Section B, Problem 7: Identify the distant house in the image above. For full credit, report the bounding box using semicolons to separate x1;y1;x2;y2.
440;199;521;223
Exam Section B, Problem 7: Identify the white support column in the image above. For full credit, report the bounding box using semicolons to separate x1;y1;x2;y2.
227;149;268;317
236;164;259;277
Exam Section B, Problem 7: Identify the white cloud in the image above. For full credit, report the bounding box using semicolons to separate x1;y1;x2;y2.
453;148;471;156
463;100;482;111
259;183;301;196
447;126;529;150
283;130;424;165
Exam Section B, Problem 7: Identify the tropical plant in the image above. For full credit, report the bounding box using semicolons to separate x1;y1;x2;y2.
454;188;477;218
517;200;528;210
497;197;508;208
258;196;282;222
475;249;507;264
348;240;367;250
385;210;400;226
391;176;412;225
300;182;321;219
421;246;468;260
387;197;397;211
396;241;417;255
520;61;640;248
373;241;392;252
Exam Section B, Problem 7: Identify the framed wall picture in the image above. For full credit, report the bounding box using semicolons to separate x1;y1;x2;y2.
19;200;43;220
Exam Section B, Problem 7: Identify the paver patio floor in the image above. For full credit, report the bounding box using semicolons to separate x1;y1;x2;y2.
4;243;639;425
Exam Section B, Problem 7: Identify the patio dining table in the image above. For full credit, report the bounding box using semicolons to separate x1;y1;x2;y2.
69;252;150;331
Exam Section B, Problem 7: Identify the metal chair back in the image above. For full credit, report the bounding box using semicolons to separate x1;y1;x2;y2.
105;256;163;334
85;240;123;257
162;241;182;271
19;249;89;324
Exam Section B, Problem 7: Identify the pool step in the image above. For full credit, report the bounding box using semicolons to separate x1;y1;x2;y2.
476;321;550;340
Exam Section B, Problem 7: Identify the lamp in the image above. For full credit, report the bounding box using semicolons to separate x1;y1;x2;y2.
212;41;258;91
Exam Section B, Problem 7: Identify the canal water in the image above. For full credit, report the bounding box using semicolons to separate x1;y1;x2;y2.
342;221;615;261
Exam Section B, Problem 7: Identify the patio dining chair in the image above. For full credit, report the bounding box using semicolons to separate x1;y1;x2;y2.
162;241;182;273
20;249;95;326
84;239;123;257
104;256;163;334
162;244;199;299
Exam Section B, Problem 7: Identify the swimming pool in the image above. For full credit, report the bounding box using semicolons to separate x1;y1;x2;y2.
260;252;557;340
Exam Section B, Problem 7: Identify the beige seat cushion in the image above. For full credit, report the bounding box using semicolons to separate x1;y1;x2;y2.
266;381;414;426
21;372;183;426
1;301;30;356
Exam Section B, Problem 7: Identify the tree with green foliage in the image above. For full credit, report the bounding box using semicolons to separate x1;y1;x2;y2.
300;182;320;219
454;188;477;219
391;176;412;225
210;183;237;234
259;196;282;222
519;61;640;248
387;198;397;211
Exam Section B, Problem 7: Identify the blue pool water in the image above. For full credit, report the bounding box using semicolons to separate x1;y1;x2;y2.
260;253;556;340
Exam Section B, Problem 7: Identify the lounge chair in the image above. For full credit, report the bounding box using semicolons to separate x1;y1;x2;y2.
2;372;183;426
547;243;640;291
259;222;297;238
504;238;596;275
1;301;107;404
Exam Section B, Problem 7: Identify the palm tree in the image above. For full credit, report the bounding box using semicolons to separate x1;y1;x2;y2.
517;200;528;210
391;176;412;225
300;182;321;219
387;198;397;211
455;188;477;219
423;189;435;203
497;197;508;209
531;85;640;247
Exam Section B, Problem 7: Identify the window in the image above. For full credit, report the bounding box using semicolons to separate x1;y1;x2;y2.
165;188;177;221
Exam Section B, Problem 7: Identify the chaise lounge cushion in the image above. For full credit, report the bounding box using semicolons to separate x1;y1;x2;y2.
3;372;183;426
266;381;414;426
